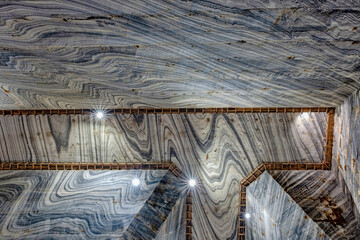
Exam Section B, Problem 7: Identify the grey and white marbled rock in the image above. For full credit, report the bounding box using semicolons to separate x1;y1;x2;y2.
333;89;360;214
269;170;360;239
0;112;327;239
0;170;168;239
247;171;329;240
0;112;326;165
123;171;185;240
0;0;359;109
155;196;186;240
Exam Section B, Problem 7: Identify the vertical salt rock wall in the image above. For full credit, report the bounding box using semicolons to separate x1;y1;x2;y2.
246;171;329;240
122;171;184;240
155;195;186;240
270;170;360;239
0;112;327;239
333;89;360;213
0;170;167;239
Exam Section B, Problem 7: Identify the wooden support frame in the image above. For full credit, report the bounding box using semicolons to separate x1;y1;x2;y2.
186;191;193;240
0;107;336;240
237;109;335;239
0;161;183;173
0;107;333;116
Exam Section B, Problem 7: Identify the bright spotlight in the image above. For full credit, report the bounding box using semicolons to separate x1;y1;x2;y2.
188;179;196;187
96;111;104;119
132;178;140;187
245;213;250;219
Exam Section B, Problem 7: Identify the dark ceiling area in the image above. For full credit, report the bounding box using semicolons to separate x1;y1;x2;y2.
0;1;359;240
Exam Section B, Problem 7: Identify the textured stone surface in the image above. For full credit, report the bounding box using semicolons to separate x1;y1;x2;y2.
0;170;168;239
155;196;186;240
270;170;360;239
0;1;359;238
247;171;329;240
123;171;185;239
333;89;360;213
0;113;326;165
0;112;327;239
0;1;359;109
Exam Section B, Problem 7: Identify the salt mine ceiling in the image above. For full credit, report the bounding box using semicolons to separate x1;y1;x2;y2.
0;1;360;239
0;0;359;109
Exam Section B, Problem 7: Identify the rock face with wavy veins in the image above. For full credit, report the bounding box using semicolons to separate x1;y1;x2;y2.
269;170;360;239
122;171;185;240
333;89;360;213
0;0;359;109
0;112;326;165
0;170;168;239
155;197;186;240
0;1;359;239
246;171;329;240
0;111;327;239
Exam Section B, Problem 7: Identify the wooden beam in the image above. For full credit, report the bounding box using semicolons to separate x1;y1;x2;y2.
324;110;335;169
0;161;176;171
186;191;193;240
238;184;247;240
0;107;334;116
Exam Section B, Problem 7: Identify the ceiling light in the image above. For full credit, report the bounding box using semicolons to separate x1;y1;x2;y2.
245;213;250;219
132;178;140;187
96;111;104;119
189;179;196;187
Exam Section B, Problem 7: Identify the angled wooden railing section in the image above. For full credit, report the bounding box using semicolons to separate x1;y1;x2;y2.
237;108;335;240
